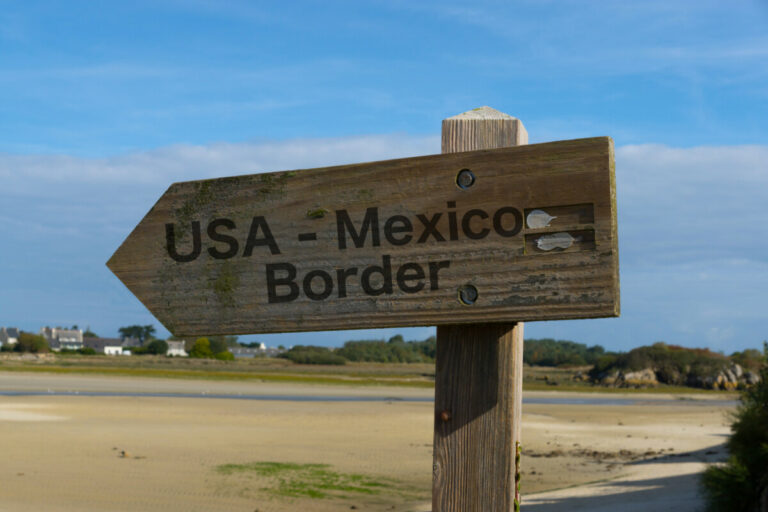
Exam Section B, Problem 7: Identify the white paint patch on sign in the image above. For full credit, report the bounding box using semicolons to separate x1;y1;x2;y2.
526;209;557;229
536;232;577;251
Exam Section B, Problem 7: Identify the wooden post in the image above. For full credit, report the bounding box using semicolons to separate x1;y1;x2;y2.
433;107;527;511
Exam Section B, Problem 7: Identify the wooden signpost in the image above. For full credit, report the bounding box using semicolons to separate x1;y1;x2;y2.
108;106;619;511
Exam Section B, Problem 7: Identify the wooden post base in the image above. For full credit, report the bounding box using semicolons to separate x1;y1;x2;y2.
432;323;524;511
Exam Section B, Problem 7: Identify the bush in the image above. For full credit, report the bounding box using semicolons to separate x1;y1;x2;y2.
214;351;235;361
701;343;768;511
731;349;765;372
146;339;169;355
189;338;214;359
279;346;346;365
208;336;231;355
589;342;731;386
15;333;49;353
335;336;436;363
524;338;608;367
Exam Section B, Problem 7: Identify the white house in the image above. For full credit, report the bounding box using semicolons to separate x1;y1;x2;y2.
230;346;263;358
40;327;83;351
0;327;19;347
83;337;130;356
104;346;130;356
166;340;188;357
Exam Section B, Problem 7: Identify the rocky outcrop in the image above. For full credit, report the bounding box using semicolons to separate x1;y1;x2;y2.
616;368;658;388
594;362;762;390
690;363;759;390
745;371;762;386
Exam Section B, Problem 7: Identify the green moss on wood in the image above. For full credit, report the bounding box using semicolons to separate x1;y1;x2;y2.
306;207;329;219
211;262;239;307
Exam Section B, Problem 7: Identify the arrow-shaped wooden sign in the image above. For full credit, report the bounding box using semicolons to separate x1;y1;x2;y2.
107;137;619;337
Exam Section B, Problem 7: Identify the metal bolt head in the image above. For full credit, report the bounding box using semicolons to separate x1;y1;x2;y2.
458;284;478;305
440;410;452;422
456;169;476;190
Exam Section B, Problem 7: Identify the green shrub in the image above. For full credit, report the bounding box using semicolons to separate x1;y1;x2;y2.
702;343;768;511
189;338;214;358
335;335;436;363
146;339;169;355
279;346;346;365
15;333;49;353
589;342;731;386
731;349;765;372
214;351;235;361
524;338;608;367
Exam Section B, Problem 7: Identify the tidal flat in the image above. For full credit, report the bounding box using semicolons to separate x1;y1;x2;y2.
0;371;734;511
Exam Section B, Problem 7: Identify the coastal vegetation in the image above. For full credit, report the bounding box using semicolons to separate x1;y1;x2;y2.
1;327;764;393
279;345;347;365
590;342;763;390
523;338;607;367
701;343;768;512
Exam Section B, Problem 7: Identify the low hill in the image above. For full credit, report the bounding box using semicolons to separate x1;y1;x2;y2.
590;342;763;390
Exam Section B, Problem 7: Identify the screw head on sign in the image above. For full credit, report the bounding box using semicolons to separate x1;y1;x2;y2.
456;169;476;190
458;284;478;305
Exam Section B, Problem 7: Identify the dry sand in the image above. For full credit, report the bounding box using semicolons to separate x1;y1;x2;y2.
0;372;735;511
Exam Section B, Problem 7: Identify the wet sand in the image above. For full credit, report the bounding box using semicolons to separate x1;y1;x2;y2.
0;372;734;511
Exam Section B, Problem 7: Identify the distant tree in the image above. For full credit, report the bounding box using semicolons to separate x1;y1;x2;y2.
524;338;608;367
730;348;765;372
279;345;346;365
335;335;435;363
141;325;156;342
70;324;79;330
208;336;229;355
213;335;239;347
146;339;169;355
118;325;156;344
189;338;214;358
83;327;98;338
15;332;49;353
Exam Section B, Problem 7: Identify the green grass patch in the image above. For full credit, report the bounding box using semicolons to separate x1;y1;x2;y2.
216;461;395;499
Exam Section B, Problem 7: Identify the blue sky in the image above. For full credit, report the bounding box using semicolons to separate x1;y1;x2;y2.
1;1;766;352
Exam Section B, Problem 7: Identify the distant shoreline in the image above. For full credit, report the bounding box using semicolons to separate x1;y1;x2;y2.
0;357;743;396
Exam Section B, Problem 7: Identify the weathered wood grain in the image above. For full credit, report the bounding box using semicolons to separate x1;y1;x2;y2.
433;323;524;511
433;106;526;512
107;119;618;336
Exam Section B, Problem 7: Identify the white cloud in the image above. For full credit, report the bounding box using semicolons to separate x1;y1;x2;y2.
0;134;439;190
616;143;768;265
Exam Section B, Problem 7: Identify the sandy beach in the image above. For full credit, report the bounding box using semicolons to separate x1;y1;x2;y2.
0;372;734;511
